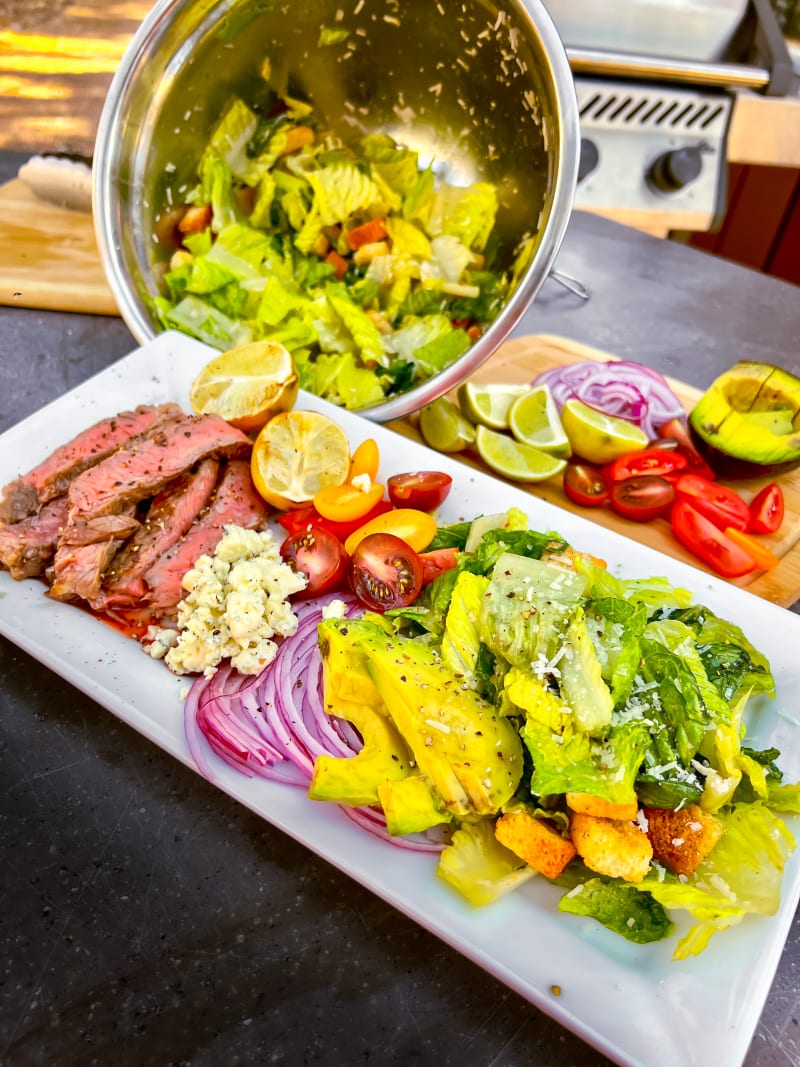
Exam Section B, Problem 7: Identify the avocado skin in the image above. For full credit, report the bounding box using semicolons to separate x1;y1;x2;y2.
688;361;800;479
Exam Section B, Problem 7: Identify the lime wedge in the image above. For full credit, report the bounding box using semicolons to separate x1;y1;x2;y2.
457;381;531;430
560;399;649;464
508;385;572;458
419;396;476;453
475;425;567;482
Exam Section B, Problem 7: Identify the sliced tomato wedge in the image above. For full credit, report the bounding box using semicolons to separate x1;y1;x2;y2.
419;547;459;585
562;462;609;507
313;480;385;522
348;533;423;610
606;448;687;483
748;482;784;535
657;417;717;479
277;499;392;541
280;527;348;598
723;527;780;570
609;475;675;522
670;500;757;578
673;473;750;532
344;508;437;556
387;471;453;512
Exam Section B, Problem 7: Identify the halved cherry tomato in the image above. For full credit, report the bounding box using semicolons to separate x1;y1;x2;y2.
419;547;459;585
277;499;393;541
313;481;385;522
606;448;687;483
280;527;348;598
658;417;716;479
387;471;453;512
723;527;780;570
562;462;609;507
673;473;750;532
349;438;380;482
349;533;423;610
670;500;757;578
748;482;784;534
344;508;437;556
609;475;675;522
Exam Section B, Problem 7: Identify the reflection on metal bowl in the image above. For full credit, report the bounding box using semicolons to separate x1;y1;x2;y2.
93;0;578;421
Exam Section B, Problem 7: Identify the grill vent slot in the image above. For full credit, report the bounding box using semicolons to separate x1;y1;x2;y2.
577;87;729;134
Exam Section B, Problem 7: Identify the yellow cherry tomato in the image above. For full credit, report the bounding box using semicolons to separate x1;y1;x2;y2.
314;481;385;522
349;438;380;482
723;526;780;570
344;508;437;556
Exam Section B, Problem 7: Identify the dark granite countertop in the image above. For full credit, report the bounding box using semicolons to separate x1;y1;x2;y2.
2;178;800;1067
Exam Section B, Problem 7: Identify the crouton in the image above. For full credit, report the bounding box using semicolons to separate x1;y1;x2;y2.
643;804;724;876
495;811;577;879
570;812;653;884
566;791;639;822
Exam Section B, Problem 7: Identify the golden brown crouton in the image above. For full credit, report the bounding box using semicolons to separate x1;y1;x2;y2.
566;791;639;822
495;811;577;879
569;812;653;883
643;804;724;876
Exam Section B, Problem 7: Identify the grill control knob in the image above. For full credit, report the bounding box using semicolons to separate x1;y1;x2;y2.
648;146;703;192
577;138;599;183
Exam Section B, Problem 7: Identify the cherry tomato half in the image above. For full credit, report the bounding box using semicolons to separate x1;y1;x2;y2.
673;473;750;532
748;482;784;535
280;527;348;598
277;499;393;542
670;500;757;578
609;475;675;522
562;462;609;507
606;447;687;483
344;508;437;557
349;533;423;611
419;547;459;585
387;471;453;512
313;480;385;522
349;438;380;482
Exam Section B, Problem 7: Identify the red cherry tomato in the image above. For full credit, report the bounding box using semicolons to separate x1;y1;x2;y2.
609;475;675;522
419;547;459;585
748;482;784;535
606;448;687;483
387;471;453;512
562;463;609;507
657;418;716;479
673;473;750;532
277;499;393;541
348;533;423;611
671;500;757;578
280;527;348;598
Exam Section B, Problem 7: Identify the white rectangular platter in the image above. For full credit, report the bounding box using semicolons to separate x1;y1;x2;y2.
2;331;799;1067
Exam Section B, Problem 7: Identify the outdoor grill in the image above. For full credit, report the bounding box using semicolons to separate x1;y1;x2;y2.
546;0;796;231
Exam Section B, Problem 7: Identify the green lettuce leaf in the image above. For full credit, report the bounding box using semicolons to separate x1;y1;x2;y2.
424;181;498;251
559;878;674;944
437;819;535;906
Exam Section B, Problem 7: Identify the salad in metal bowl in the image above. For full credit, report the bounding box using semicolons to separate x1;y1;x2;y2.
152;94;533;412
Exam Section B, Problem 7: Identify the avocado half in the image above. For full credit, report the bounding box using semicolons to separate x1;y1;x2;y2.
689;361;800;479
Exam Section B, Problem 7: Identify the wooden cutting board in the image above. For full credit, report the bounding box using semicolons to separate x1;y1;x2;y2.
388;334;800;609
0;179;118;315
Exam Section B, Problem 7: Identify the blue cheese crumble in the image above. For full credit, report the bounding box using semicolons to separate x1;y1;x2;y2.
149;524;307;677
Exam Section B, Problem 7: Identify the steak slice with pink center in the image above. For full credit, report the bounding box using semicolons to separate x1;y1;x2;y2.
140;458;269;619
49;506;139;603
0;496;70;579
95;457;220;609
66;413;251;522
0;402;182;524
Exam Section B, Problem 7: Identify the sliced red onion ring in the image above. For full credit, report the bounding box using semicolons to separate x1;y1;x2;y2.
532;358;685;440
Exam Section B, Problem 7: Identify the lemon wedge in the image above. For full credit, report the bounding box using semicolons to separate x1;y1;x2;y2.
560;399;649;464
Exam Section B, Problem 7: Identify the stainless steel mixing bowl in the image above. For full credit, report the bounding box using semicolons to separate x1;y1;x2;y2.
94;0;579;422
